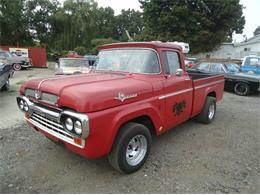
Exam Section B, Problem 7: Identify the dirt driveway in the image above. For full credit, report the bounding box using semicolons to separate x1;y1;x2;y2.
0;68;259;193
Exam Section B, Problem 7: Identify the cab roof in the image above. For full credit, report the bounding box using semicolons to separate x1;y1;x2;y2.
98;42;183;51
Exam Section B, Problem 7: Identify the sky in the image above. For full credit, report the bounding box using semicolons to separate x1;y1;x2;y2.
232;0;260;42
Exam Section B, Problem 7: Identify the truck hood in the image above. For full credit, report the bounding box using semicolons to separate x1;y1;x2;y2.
21;72;153;112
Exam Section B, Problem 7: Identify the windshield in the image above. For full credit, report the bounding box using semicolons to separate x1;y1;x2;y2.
95;49;160;74
59;59;89;67
0;51;12;58
225;64;240;72
244;57;260;66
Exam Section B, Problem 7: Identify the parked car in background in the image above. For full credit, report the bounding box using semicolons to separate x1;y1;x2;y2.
84;55;97;66
185;60;195;69
0;50;32;71
0;59;13;91
184;58;199;69
241;55;260;74
192;62;260;96
55;58;91;75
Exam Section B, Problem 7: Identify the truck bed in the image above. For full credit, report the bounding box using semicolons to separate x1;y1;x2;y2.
187;69;225;118
187;69;217;80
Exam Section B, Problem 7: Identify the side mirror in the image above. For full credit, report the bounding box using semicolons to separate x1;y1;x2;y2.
175;68;183;76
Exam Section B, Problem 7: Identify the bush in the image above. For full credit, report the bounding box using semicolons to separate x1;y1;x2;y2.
90;38;119;54
74;46;87;55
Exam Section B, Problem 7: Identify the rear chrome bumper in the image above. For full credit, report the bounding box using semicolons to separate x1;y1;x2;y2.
21;62;32;67
17;96;89;148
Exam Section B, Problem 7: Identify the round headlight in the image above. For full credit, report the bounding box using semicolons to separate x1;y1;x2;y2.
19;100;24;110
65;118;73;131
23;102;29;112
74;121;82;135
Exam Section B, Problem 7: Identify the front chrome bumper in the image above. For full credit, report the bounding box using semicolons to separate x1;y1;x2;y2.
17;96;89;148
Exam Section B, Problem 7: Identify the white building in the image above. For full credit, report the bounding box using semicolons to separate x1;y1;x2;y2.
194;34;260;60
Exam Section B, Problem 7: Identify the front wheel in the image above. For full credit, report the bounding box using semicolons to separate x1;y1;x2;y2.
108;122;152;173
234;82;250;96
195;96;216;124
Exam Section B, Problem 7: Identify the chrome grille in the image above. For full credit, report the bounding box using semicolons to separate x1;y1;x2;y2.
30;112;73;140
25;88;58;104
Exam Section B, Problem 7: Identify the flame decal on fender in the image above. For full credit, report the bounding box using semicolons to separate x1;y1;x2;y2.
114;92;137;102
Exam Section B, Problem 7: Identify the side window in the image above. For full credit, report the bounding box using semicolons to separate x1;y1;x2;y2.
163;51;180;75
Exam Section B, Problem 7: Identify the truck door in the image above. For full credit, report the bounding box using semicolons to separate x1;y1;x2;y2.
161;50;193;130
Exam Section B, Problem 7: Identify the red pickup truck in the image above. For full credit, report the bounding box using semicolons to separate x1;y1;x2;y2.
17;42;224;173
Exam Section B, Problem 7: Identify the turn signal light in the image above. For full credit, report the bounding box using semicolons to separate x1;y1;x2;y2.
74;137;82;146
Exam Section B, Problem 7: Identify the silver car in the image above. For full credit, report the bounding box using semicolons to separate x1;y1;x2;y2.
55;58;91;75
0;50;32;71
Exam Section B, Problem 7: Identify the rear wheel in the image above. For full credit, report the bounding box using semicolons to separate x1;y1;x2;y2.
108;122;152;173
234;82;250;96
13;63;22;71
195;96;216;124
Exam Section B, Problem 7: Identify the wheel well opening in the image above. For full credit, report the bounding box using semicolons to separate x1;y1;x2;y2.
128;115;156;136
207;91;216;98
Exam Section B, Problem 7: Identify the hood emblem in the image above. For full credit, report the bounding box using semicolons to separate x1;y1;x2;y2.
114;92;137;102
35;90;41;100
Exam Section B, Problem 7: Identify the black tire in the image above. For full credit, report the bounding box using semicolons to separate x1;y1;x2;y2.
2;78;10;91
195;96;216;124
234;82;250;96
108;122;152;173
13;63;22;71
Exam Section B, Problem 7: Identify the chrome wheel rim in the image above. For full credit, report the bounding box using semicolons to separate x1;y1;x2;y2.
208;103;215;120
126;135;147;166
13;64;21;71
235;83;248;95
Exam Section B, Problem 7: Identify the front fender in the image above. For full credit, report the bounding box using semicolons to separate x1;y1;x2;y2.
106;102;163;155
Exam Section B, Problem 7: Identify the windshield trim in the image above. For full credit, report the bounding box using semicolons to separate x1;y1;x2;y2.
95;47;162;75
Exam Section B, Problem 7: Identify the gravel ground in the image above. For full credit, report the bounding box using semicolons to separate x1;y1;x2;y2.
0;68;259;193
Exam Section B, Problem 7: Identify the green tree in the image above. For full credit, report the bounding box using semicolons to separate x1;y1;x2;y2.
139;0;245;53
74;46;87;55
94;7;118;39
25;0;59;46
116;9;144;41
49;0;99;51
0;0;32;46
90;38;119;54
254;26;260;36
